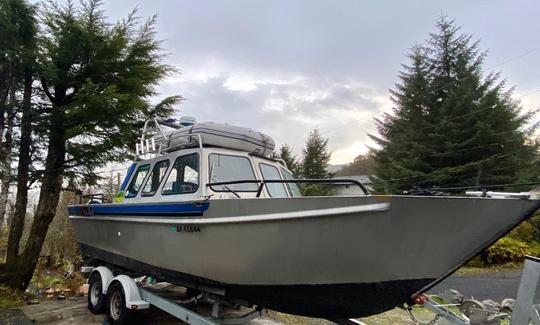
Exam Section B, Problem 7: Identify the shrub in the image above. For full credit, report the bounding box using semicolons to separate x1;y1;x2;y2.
509;220;537;243
481;237;530;265
0;285;25;309
528;241;540;258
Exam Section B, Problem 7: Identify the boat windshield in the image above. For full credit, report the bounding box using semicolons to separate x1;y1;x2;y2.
162;153;200;195
259;163;288;197
142;159;170;196
280;168;302;197
125;164;150;198
209;154;258;192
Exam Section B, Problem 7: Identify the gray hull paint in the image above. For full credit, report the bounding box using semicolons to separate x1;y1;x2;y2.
70;195;540;317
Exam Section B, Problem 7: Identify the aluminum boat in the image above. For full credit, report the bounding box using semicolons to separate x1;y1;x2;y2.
68;118;540;319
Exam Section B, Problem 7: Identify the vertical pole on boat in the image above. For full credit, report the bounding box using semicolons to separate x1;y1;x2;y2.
511;256;540;324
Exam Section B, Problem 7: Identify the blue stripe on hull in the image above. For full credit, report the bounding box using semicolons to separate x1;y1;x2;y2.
67;202;209;216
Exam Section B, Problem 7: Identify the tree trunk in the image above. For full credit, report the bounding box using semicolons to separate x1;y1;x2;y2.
0;85;16;232
3;107;65;290
0;112;14;230
0;63;12;148
6;70;32;263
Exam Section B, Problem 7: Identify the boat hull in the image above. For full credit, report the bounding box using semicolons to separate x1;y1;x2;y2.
79;243;434;318
69;195;540;318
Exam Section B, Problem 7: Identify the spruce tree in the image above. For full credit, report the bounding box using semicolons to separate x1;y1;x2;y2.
302;129;331;178
301;129;332;195
371;17;535;194
278;143;300;176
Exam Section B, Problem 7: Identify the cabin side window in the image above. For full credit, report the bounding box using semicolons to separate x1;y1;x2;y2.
141;160;170;196
280;168;302;197
162;153;199;195
208;154;258;192
125;164;151;198
259;163;288;197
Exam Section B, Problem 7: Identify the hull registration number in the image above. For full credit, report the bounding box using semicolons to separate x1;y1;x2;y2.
171;225;201;233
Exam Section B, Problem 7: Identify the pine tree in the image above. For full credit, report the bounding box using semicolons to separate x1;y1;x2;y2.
278;144;300;176
371;17;535;194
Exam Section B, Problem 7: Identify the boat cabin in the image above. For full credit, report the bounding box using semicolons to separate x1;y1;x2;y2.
105;118;367;205
116;147;302;204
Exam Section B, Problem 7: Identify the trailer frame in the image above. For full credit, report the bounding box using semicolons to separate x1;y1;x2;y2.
83;265;267;325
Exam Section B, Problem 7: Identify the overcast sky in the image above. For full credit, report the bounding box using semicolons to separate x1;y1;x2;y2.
100;1;540;164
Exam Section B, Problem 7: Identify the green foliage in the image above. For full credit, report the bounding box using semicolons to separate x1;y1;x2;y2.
336;152;376;176
0;0;37;82
1;0;180;291
371;17;536;194
301;129;331;179
39;0;179;182
525;212;540;241
528;241;540;258
300;184;335;197
482;237;530;265
0;284;25;309
509;220;538;243
278;144;300;177
300;129;332;196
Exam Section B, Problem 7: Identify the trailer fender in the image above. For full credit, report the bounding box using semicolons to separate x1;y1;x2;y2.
89;266;114;295
110;275;150;310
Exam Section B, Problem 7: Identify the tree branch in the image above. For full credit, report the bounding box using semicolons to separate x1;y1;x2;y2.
40;78;57;105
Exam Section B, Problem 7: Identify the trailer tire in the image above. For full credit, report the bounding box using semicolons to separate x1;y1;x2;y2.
87;272;106;314
106;282;133;325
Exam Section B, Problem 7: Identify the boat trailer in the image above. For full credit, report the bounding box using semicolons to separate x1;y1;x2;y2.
83;256;540;325
82;265;267;325
397;255;540;325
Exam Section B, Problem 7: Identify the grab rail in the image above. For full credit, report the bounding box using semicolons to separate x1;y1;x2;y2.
206;179;369;196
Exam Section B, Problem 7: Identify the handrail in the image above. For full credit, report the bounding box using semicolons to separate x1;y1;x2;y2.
207;178;369;196
160;133;203;152
79;193;106;204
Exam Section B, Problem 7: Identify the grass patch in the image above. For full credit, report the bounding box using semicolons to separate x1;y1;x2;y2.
0;285;25;310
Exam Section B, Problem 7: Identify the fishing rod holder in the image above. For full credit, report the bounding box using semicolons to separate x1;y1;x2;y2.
135;118;203;158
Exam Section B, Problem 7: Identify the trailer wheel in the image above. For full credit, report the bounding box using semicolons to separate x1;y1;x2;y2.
106;282;133;325
87;272;106;314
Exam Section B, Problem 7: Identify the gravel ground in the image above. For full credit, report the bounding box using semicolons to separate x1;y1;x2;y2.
0;309;33;325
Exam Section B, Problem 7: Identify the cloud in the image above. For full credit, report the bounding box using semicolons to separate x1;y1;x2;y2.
159;71;388;163
100;0;540;164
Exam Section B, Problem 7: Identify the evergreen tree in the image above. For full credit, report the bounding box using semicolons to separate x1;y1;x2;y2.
0;0;37;232
371;17;535;194
302;129;331;178
336;152;376;176
301;129;332;195
278;143;300;176
1;0;179;290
